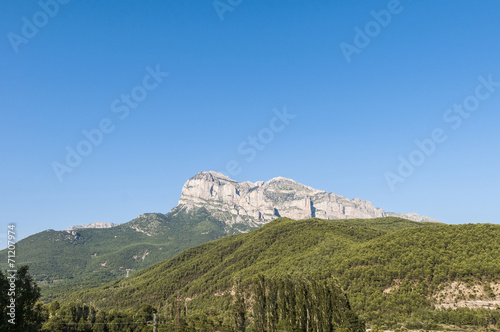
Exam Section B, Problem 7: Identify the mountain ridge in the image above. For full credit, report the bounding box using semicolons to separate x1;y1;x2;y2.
66;222;119;231
177;171;438;231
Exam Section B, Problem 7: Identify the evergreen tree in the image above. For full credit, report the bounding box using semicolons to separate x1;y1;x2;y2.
0;266;41;331
251;274;364;332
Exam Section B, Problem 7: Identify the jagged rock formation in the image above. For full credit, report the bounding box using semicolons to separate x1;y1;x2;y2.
176;171;438;229
66;222;118;231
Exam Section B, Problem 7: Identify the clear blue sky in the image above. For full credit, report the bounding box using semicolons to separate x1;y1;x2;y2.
1;0;499;241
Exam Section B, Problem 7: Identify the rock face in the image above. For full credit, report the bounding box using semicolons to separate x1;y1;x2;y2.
176;171;438;229
66;222;118;231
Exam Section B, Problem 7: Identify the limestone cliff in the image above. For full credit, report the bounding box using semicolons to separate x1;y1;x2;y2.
175;171;438;229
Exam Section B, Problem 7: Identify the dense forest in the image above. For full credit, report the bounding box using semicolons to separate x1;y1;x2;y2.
2;269;365;331
3;217;500;331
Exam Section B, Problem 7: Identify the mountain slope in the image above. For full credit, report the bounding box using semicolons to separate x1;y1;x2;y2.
2;207;229;299
66;217;500;329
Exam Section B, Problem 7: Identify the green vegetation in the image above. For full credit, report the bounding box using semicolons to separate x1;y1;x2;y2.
1;267;363;331
5;216;500;330
331;223;500;327
0;266;43;331
249;274;365;331
0;207;238;300
36;275;364;331
62;217;499;330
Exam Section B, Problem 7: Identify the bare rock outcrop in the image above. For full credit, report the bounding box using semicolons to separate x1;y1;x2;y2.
66;222;118;231
176;171;438;227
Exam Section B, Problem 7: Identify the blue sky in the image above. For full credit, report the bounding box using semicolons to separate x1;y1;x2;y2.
1;0;499;241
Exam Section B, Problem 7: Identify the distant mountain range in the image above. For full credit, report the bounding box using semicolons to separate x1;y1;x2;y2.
3;171;438;299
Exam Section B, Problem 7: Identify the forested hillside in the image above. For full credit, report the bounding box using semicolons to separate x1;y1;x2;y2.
0;207;234;300
48;217;500;330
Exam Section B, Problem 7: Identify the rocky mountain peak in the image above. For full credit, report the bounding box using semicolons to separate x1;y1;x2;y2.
66;222;118;231
268;176;297;183
176;171;438;230
190;171;234;182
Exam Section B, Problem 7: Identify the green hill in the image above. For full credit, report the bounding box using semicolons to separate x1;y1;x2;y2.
54;217;500;330
0;207;239;300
